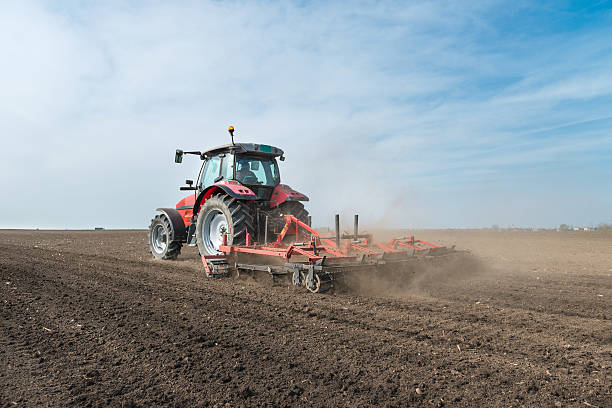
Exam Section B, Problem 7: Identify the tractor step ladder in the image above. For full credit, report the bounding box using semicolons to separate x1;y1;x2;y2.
201;255;230;277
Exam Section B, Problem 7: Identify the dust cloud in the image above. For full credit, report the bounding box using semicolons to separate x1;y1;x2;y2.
341;251;489;299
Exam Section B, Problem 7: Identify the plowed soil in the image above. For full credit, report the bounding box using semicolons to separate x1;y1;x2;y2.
1;229;610;407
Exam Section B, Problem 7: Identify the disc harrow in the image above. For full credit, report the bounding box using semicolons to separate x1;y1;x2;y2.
200;214;464;293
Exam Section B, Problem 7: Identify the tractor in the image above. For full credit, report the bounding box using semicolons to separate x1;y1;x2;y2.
148;126;309;260
149;126;468;293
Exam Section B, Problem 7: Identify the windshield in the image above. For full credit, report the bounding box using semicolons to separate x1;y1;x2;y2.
235;155;280;186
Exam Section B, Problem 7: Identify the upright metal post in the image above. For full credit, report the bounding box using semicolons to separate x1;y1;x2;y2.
256;210;261;243
335;214;340;248
354;214;359;241
264;216;268;244
307;215;312;227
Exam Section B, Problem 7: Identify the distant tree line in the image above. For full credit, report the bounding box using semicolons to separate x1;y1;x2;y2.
485;224;611;231
559;223;612;231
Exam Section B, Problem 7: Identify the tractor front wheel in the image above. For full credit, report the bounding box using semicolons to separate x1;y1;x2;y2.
196;194;254;256
148;214;182;260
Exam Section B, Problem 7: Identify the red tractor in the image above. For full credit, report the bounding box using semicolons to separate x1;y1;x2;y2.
148;126;309;260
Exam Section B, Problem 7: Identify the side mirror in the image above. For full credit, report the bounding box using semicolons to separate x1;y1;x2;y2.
180;179;197;191
279;155;285;161
175;149;184;163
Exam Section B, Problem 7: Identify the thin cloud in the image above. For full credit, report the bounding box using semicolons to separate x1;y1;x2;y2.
0;1;611;229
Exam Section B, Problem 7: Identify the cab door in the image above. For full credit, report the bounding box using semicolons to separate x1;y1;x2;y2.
199;156;222;190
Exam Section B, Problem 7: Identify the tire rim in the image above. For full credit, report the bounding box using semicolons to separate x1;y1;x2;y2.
202;210;229;254
151;224;167;254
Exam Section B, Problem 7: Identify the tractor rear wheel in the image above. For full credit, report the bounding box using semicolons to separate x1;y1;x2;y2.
196;193;255;255
148;214;182;260
278;201;309;224
267;201;310;234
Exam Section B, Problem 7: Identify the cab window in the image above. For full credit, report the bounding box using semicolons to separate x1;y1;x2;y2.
220;154;234;181
235;155;280;186
200;156;221;189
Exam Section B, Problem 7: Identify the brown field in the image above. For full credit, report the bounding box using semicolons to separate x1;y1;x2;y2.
1;229;610;407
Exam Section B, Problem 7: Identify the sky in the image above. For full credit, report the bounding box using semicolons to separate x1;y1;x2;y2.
1;0;611;229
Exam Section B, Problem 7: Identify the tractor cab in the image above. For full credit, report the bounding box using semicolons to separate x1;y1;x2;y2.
198;143;283;201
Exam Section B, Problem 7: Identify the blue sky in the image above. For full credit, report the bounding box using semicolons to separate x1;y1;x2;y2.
0;1;611;229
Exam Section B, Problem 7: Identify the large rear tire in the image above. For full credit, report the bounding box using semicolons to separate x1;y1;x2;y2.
279;201;309;223
267;201;310;233
196;193;255;255
148;214;182;260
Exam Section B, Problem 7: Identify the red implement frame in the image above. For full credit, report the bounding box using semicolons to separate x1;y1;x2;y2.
211;215;440;266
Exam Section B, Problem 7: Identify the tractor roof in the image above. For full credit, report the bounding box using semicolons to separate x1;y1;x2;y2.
203;143;284;158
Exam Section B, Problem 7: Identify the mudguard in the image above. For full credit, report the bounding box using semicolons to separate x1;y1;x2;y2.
182;183;257;245
155;208;187;242
270;184;309;208
211;180;258;200
193;182;256;216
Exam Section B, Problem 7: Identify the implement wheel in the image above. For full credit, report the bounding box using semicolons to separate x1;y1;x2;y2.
196;193;254;256
299;270;332;293
148;214;182;260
